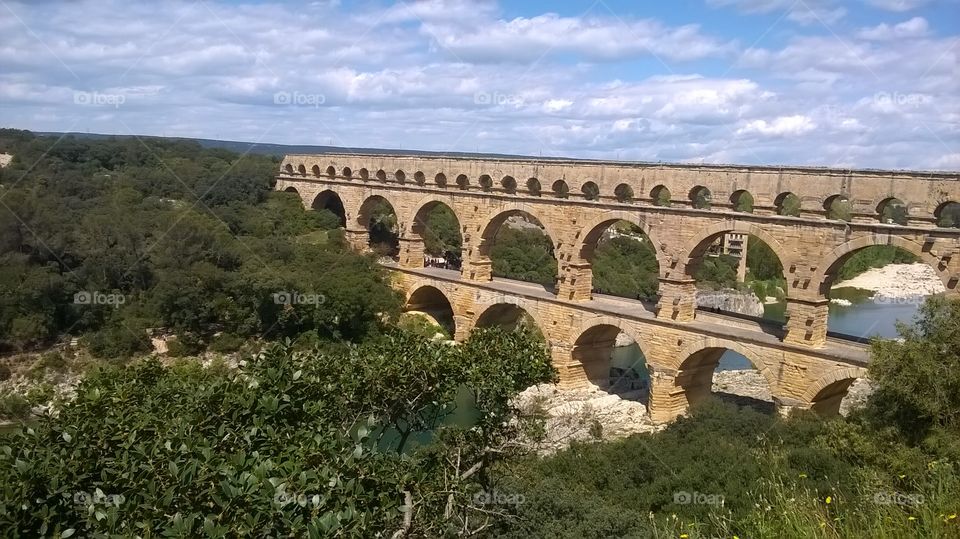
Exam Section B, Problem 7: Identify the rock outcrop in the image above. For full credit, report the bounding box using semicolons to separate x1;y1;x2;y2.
696;289;764;317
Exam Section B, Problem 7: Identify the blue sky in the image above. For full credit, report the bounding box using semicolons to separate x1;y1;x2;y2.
1;0;957;169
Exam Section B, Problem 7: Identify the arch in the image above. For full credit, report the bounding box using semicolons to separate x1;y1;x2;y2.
679;221;791;284
375;169;387;182
575;211;665;269
730;190;754;213
476;204;561;287
409;196;464;267
813;235;955;293
614;183;634;203
775;192;801;217
435;173;448;188
650;185;671;206
284;163;294;174
283;186;299;195
551;180;569;199
581;181;600;201
359;168;370;181
800;367;868;416
297;164;307;176
689;185;711;209
570;321;653;395
476;204;562;251
472;301;547;340
395;169;406;184
877;197;908;225
479;174;493;191
325;165;336;178
501;175;517;194
357;195;400;256
404;284;456;337
823;194;851;221
311;190;347;228
527;178;541;196
674;339;778;410
935;201;960;228
342;167;353;179
414;171;426;185
311;164;322;177
456;174;470;190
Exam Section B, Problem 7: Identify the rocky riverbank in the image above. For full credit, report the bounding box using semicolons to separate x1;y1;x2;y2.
513;370;874;453
696;289;765;317
833;263;945;300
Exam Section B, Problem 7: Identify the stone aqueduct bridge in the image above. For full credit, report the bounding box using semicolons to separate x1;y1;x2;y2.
276;153;960;422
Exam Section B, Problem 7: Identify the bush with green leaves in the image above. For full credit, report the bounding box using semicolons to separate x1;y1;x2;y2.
0;328;555;536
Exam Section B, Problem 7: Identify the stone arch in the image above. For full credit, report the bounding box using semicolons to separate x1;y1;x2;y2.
823;194;851;221
284;163;294;174
678;221;791;283
775;192;801;217
297;164;307;176
474;204;562;286
650;185;671;206
311;164;322;177
527;177;541;196
581;181;600;201
614;183;634;203
283;186;299;195
395;169;406;184
813;235;955;294
674;338;778;409
575;211;666;269
404;284;457;337
689;185;711;209
800;367;868;416
730;189;754;213
342;167;353;179
357;194;400;256
471;301;548;340
376;169;387;182
552;180;570;199
414;171;426;185
569;319;658;395
456;174;470;190
311;189;347;228
325;165;336;178
876;197;908;225
409;195;464;265
359;168;370;181
476;203;562;252
501;175;517;194
479;174;493;191
935;201;960;228
435;173;448;188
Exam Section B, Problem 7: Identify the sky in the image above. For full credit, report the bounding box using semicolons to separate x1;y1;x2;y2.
0;0;957;170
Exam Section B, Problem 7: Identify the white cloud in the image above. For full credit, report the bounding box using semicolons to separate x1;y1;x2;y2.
864;0;931;11
857;17;929;40
736;115;818;136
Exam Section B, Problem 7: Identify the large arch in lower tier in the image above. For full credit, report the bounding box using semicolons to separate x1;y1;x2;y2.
800;367;869;416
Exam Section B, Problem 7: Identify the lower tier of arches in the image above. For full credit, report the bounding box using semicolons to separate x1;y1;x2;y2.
394;266;870;424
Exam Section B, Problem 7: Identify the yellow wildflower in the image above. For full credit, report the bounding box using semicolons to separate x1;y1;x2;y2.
825;496;832;504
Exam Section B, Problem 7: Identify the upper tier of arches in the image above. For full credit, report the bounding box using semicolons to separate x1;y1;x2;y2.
279;159;960;228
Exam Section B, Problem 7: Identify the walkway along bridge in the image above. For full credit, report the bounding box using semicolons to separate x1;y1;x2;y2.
276;153;960;422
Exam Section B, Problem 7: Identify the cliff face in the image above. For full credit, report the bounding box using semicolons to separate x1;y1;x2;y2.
695;289;765;317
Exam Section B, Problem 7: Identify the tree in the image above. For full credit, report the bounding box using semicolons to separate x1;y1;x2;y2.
867;296;960;442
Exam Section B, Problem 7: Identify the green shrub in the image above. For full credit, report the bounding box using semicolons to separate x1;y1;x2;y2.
208;332;244;353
